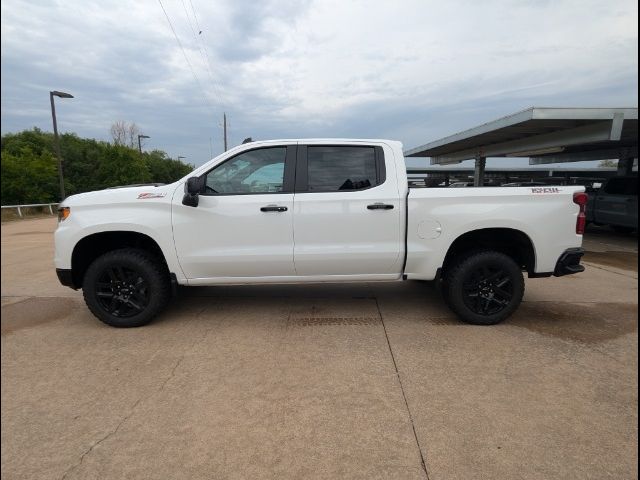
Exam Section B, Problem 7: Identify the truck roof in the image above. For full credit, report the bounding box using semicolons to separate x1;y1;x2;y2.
239;138;399;144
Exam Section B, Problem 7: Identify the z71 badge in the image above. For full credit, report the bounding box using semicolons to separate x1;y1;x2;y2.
137;192;167;199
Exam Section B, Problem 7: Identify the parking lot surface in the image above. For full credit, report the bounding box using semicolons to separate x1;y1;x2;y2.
1;217;638;480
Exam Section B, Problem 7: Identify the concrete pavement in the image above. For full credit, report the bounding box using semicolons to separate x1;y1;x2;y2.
1;217;637;479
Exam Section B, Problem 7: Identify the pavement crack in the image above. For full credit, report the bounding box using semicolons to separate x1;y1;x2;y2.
59;396;144;480
159;307;211;392
60;307;210;480
374;297;431;480
159;350;187;391
583;261;637;278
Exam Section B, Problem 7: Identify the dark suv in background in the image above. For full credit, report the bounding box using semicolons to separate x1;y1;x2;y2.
587;176;638;233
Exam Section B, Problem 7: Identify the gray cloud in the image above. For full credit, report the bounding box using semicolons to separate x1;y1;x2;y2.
1;0;637;166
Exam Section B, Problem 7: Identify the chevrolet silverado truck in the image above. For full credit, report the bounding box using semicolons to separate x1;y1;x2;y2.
54;139;587;327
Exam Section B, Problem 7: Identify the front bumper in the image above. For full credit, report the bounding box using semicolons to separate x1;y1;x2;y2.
553;248;585;277
56;268;78;289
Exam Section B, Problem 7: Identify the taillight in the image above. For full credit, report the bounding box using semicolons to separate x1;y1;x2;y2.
573;192;587;234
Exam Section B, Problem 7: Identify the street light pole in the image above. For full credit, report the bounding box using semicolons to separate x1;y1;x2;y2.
49;90;73;201
138;134;150;154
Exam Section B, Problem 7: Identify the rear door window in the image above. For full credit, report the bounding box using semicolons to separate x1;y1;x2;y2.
304;146;383;192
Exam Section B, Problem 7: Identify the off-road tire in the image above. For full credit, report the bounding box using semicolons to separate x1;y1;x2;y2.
83;248;170;327
444;250;524;325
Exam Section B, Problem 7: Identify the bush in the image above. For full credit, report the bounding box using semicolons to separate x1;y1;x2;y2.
1;147;57;204
1;128;194;205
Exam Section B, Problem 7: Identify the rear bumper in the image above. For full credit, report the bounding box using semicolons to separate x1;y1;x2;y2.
56;268;78;289
553;248;585;277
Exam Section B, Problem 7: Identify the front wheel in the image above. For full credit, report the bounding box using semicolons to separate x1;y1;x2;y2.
83;248;170;327
444;250;524;325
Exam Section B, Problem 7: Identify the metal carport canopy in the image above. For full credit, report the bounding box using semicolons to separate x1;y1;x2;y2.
404;107;638;165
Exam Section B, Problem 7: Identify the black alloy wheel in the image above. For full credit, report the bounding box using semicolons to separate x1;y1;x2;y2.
444;250;524;325
95;265;150;318
83;248;170;327
462;265;514;316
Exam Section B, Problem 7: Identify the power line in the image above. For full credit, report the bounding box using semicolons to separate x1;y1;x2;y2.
186;0;227;107
156;0;216;114
179;0;198;39
173;0;229;148
188;0;202;32
178;0;223;109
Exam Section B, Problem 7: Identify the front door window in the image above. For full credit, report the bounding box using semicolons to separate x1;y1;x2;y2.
203;147;286;194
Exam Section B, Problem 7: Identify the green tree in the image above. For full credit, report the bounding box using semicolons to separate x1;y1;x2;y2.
1;147;58;204
1;128;194;203
145;150;193;184
599;159;617;167
1;127;52;156
59;133;114;193
96;144;151;187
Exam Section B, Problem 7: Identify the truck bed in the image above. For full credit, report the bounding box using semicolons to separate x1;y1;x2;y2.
404;186;584;280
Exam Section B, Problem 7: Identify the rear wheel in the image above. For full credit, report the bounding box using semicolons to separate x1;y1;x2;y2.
444;250;524;325
83;248;170;327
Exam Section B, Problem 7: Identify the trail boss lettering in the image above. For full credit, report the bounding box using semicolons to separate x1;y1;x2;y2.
531;187;561;194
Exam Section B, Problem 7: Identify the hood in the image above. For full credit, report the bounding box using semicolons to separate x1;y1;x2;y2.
106;183;166;189
61;183;179;207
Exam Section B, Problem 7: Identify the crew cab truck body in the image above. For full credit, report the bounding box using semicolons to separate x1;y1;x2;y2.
54;139;586;327
586;176;638;233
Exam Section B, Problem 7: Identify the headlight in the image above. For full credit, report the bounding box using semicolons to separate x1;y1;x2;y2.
58;207;70;222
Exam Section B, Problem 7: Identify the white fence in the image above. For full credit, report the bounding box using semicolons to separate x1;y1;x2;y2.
1;203;60;217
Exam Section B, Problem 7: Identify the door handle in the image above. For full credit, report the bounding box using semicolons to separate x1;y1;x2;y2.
367;203;394;210
260;205;288;212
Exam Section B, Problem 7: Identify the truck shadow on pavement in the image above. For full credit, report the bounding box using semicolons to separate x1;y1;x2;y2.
2;283;636;347
165;282;637;345
509;301;637;344
583;251;638;271
1;297;79;336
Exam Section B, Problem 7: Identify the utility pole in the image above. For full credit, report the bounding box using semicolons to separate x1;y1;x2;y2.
137;134;150;154
223;112;228;151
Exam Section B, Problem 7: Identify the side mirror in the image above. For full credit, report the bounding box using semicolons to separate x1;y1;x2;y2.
182;176;203;207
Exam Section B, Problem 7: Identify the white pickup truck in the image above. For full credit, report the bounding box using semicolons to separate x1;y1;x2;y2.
55;139;587;327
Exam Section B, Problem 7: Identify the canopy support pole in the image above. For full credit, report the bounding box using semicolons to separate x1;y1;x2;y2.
474;154;486;186
617;156;634;176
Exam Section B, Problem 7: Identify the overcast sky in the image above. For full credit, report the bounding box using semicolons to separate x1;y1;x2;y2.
1;0;637;168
